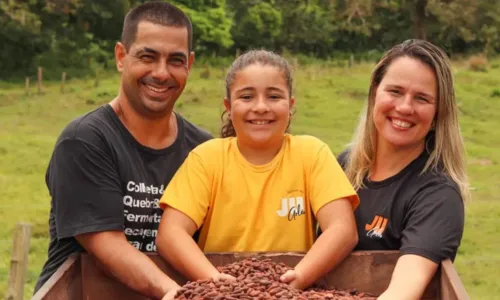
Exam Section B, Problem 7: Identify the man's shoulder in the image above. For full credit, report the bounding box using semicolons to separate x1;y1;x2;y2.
57;105;114;145
177;113;213;147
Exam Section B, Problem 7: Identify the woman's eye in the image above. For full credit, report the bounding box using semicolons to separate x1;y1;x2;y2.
390;89;401;95
416;96;429;102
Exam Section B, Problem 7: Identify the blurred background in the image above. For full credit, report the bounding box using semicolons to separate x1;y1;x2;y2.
1;0;499;299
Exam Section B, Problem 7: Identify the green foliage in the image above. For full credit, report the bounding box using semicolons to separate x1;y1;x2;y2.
230;1;282;51
1;0;500;79
175;0;233;54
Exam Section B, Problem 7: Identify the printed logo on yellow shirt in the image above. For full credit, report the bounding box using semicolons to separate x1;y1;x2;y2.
276;196;305;221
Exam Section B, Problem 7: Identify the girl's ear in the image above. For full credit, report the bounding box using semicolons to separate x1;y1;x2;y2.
223;97;231;117
289;96;295;111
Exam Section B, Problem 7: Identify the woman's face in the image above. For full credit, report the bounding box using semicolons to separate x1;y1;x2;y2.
224;64;294;149
372;56;437;152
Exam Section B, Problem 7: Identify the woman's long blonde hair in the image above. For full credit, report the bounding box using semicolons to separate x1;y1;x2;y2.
344;39;471;203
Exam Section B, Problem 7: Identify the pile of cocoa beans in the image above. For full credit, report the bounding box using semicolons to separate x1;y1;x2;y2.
174;257;376;299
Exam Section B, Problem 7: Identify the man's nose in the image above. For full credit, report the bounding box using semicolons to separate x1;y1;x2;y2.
151;61;171;82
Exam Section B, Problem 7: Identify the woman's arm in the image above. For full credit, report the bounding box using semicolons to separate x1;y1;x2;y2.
378;254;438;300
280;198;358;289
156;207;222;281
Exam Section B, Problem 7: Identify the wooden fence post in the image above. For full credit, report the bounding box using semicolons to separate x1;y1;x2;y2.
25;77;30;96
37;67;43;95
5;223;32;300
61;72;66;94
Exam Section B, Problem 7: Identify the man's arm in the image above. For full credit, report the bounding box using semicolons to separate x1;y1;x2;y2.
281;198;358;289
377;254;437;300
76;230;180;299
156;207;231;281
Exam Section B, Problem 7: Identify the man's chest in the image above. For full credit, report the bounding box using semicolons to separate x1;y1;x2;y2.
115;149;188;251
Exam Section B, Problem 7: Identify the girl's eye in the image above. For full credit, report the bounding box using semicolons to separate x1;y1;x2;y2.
416;96;429;102
269;95;282;100
390;89;401;95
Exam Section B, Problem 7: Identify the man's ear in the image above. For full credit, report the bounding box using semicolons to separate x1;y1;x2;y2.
223;97;231;117
115;42;127;72
188;51;195;71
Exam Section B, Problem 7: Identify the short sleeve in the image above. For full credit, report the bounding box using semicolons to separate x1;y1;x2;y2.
400;185;464;263
308;145;360;214
48;138;123;239
159;152;211;228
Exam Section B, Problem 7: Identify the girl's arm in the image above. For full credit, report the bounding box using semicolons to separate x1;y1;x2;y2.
280;197;358;289
156;207;227;281
377;254;438;300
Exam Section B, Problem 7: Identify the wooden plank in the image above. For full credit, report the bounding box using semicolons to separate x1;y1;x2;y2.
80;253;188;300
440;259;470;300
5;223;32;300
31;254;83;300
43;251;464;300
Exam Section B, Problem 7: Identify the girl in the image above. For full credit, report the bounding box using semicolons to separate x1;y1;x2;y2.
156;49;359;290
338;39;468;299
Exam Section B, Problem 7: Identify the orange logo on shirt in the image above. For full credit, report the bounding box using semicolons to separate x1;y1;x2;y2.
365;215;388;238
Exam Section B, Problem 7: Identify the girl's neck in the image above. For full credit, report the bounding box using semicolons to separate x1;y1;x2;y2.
236;137;285;165
370;139;424;182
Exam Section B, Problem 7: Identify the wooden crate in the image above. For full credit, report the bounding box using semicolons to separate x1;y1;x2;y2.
31;251;469;300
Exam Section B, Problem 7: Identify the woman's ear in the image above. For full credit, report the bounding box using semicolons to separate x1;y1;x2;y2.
223;97;231;118
289;96;296;112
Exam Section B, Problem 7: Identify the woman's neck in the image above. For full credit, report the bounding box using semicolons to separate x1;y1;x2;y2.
370;140;425;182
237;137;284;165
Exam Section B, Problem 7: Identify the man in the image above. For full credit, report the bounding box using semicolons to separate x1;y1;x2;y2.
34;2;212;299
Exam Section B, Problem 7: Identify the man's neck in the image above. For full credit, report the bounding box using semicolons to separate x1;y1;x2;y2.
110;95;178;150
370;139;424;182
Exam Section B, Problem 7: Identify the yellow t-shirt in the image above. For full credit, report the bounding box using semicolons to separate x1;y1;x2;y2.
159;134;359;253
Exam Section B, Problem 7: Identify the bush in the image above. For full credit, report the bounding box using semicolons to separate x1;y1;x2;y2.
491;89;500;98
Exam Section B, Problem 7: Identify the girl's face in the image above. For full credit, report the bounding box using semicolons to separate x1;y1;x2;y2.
224;64;294;149
373;56;437;152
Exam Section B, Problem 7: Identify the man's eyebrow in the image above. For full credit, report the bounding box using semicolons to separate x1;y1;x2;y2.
169;51;188;60
135;47;159;56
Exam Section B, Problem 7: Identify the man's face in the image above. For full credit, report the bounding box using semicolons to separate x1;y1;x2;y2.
115;21;194;117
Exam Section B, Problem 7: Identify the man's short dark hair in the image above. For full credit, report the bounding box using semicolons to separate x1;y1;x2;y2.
121;1;193;52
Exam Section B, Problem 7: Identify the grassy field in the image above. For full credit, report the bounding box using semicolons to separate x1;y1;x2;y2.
1;58;499;299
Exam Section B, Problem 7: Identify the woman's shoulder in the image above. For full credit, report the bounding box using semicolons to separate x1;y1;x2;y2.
415;168;462;200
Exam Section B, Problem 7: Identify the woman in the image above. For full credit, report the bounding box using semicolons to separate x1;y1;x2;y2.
339;39;469;299
156;49;359;290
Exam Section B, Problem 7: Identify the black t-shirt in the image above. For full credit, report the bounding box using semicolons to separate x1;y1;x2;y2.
34;104;212;292
337;148;464;264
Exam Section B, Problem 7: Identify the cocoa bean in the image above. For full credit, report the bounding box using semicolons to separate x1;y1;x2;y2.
174;257;377;299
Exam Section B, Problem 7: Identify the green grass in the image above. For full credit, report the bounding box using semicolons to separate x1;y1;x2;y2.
1;58;500;299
